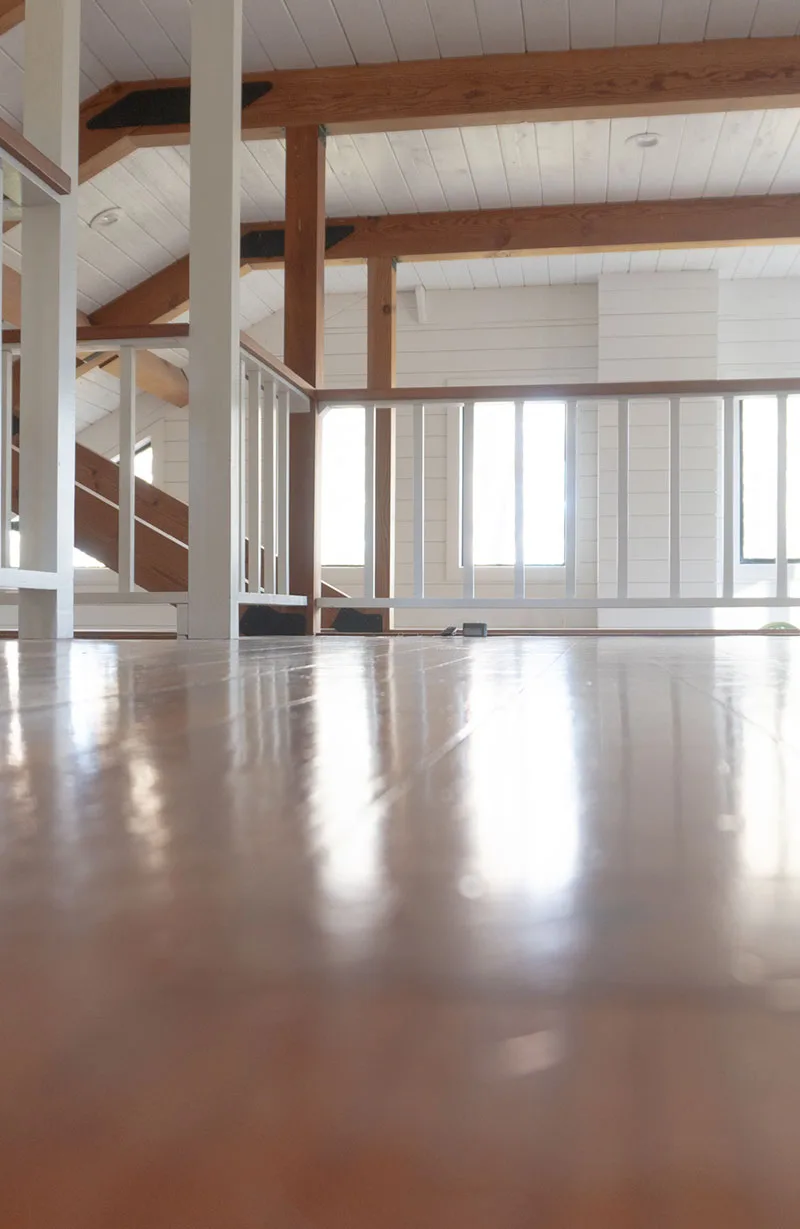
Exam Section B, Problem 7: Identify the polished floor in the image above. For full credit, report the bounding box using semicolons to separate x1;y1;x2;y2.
1;635;800;1226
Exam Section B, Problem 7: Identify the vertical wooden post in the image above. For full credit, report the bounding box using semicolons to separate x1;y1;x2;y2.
18;0;80;638
187;0;242;639
285;125;325;633
368;255;396;630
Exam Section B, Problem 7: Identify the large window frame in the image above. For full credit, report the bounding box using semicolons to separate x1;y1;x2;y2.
739;395;800;566
445;399;570;585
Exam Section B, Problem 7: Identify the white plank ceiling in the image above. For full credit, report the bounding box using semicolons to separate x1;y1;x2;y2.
2;0;800;127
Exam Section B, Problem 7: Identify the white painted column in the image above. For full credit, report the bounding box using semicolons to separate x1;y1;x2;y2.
1;350;12;569
18;0;80;638
118;347;136;593
261;379;277;593
246;369;263;594
187;0;243;638
364;404;376;600
462;401;475;600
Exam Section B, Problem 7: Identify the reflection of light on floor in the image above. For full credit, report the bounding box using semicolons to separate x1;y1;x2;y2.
3;642;24;769
313;648;383;907
68;644;119;763
494;1030;565;1077
127;757;169;873
465;657;580;901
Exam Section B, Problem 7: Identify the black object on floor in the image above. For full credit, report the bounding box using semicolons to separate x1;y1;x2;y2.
332;608;384;633
240;606;306;636
463;622;489;638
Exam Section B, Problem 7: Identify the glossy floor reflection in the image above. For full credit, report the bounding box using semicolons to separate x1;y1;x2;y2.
2;635;800;1226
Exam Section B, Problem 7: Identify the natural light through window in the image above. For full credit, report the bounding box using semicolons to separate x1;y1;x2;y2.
320;406;365;566
469;401;566;566
741;396;800;562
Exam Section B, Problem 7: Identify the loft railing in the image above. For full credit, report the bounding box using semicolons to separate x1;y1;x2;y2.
316;379;800;617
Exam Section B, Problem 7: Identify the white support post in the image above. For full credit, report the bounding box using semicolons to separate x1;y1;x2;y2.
239;358;248;593
276;388;290;595
187;0;243;638
412;403;425;599
514;399;525;599
118;347;136;593
616;398;629;600
261;379;277;594
364;404;376;600
462;401;475;599
777;392;789;601
1;350;12;569
722;395;736;599
247;368;263;594
18;0;80;639
669;396;681;599
565;399;578;599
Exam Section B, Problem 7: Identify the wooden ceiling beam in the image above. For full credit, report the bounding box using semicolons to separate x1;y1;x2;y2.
78;36;800;178
0;0;23;37
88;193;800;330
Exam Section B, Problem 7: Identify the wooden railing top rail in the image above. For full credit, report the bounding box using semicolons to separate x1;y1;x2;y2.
0;115;71;197
240;332;314;401
316;378;800;406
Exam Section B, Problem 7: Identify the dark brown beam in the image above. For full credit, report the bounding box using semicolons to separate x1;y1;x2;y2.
0;113;71;195
368;255;396;632
78;37;800;177
285;126;325;633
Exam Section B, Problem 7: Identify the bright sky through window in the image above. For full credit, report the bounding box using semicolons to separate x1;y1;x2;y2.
320;406;366;566
741;396;800;562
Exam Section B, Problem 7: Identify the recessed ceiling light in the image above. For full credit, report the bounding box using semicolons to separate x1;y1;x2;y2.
626;131;661;150
89;207;122;230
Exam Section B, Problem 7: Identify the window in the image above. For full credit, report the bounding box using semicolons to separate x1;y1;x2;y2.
740;396;800;563
320;406;365;566
467;400;567;566
9;519;104;569
112;441;154;485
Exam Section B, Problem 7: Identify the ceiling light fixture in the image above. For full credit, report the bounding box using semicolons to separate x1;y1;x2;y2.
89;206;122;230
626;131;661;149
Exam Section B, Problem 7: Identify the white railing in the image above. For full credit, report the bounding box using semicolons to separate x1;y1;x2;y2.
237;347;305;608
317;381;800;616
0;129;73;599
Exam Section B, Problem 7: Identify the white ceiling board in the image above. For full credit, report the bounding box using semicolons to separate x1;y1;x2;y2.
535;121;575;205
751;0;800;35
638;115;686;198
385;131;448;212
573;119;610;202
426;0;484;58
244;0;313;69
92;0;188;77
81;0;153;80
705;0;760;38
606;117;646;201
326;134;387;213
770;121;800;193
736;109;800;194
376;0;440;58
615;0;664;45
424;129;480;210
568;0;616;48
474;0;527;55
548;253;577;283
498;125;544;207
669;112;725;197
282;0;356;66
521;0;571;50
703;111;768;195
462;126;512;209
349;134;418;212
658;0;712;42
332;0;398;62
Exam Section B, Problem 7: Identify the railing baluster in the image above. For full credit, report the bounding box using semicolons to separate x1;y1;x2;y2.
514;399;525;599
565;398;578;599
261;379;277;594
462;400;475;599
413;403;425;599
722;394;735;599
617;398;629;600
118;347;136;593
364;404;377;600
247;368;262;594
276;388;290;595
669;396;681;599
1;350;12;569
777;391;789;600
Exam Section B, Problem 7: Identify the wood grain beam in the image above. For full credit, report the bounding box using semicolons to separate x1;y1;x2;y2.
285;126;324;633
78;36;800;178
0;1;24;38
368;255;396;631
84;194;800;332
